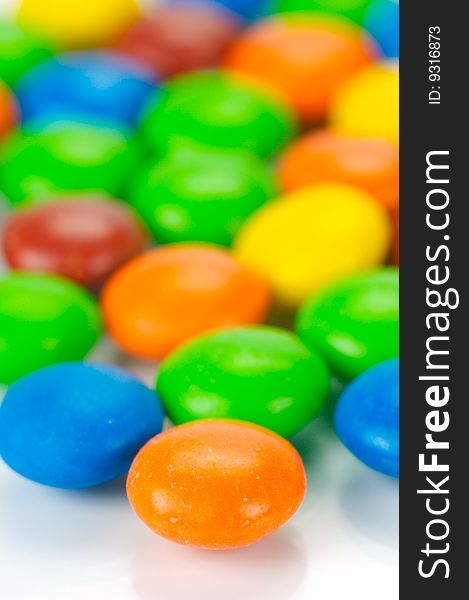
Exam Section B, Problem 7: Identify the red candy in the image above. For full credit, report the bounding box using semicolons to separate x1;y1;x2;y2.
2;197;146;289
115;4;241;79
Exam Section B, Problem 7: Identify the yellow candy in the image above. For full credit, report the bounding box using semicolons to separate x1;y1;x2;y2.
234;184;391;306
330;62;399;144
17;0;142;49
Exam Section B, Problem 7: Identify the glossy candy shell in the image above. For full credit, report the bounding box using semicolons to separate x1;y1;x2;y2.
157;326;330;437
2;198;146;289
234;184;391;306
0;272;102;384
141;70;297;158
129;142;277;246
101;245;271;360
127;419;306;549
0;121;136;206
15;52;157;127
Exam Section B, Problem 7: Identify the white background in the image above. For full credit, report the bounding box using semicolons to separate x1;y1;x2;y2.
0;0;398;598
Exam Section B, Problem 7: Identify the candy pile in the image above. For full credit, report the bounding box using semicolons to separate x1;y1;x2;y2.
0;0;399;550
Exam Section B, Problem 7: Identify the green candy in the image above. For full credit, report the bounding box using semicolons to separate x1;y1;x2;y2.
0;121;137;206
0;272;102;384
141;71;297;159
0;20;54;87
274;0;373;24
296;268;399;380
129;140;277;246
157;326;330;438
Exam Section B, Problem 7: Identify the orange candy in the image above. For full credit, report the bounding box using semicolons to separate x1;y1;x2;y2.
0;81;17;139
224;15;376;122
127;419;306;549
278;130;399;212
101;244;271;360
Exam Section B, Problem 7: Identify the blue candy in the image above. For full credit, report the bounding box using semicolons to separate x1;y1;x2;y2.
15;52;158;128
334;358;399;478
169;0;268;20
364;0;399;58
0;363;165;489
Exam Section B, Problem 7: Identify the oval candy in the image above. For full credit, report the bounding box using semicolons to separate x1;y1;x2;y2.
15;51;158;128
224;14;376;122
141;70;297;158
102;244;271;360
157;326;330;437
0;272;102;384
127;419;306;549
2;197;146;289
0;120;137;206
234;183;391;306
115;4;241;79
0;363;164;488
129;141;277;246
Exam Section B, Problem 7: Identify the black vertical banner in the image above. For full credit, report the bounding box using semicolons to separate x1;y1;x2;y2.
400;0;467;596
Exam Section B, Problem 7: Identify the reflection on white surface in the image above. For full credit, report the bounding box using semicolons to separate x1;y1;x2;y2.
133;529;307;600
339;468;399;560
0;405;398;600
